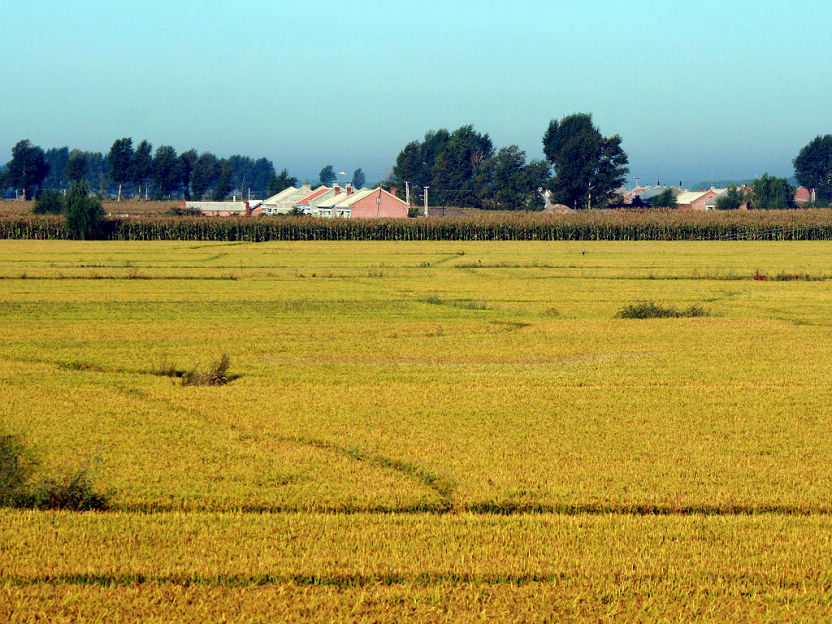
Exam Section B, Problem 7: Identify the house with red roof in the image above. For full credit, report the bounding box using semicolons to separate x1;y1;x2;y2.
676;189;720;210
294;185;337;214
623;186;648;204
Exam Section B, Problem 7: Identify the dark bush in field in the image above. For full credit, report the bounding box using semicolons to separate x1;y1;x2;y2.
0;433;109;510
615;302;709;319
33;190;63;214
182;354;231;386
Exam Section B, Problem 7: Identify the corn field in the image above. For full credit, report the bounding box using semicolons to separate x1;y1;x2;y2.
4;210;832;241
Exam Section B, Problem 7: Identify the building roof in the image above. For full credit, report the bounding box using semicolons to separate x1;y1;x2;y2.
296;186;332;206
676;190;710;205
263;186;304;205
638;186;673;201
334;188;376;208
795;187;811;201
624;186;648;201
318;190;352;208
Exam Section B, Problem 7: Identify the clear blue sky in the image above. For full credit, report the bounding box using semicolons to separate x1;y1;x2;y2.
2;0;830;188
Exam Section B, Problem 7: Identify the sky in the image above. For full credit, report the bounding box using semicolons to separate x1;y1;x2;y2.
2;0;831;189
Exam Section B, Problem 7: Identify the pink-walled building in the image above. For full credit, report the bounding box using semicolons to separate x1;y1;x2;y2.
676;189;719;210
334;187;409;218
795;187;812;205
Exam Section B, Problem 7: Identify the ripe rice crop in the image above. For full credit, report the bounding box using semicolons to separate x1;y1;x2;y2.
3;239;832;619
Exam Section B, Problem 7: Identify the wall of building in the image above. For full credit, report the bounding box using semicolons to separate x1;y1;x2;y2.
690;191;717;211
349;190;409;219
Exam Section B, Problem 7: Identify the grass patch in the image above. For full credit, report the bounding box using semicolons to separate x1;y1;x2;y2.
420;294;488;310
615;302;709;319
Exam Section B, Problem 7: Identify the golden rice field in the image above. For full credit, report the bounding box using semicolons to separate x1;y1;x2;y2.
2;239;832;621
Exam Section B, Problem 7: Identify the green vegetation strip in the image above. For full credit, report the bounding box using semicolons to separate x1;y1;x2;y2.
4;211;832;240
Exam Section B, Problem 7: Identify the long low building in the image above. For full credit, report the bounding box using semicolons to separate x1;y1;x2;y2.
264;183;410;219
184;184;411;219
313;186;409;218
182;200;263;216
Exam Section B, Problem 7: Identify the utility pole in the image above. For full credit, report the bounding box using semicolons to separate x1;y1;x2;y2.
423;186;429;217
405;181;410;206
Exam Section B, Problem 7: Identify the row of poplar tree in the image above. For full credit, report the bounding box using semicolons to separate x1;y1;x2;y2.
0;138;299;201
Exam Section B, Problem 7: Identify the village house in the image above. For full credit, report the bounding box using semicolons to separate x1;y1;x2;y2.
261;184;311;215
294;185;338;214
676;189;721;210
313;184;362;217
333;187;409;219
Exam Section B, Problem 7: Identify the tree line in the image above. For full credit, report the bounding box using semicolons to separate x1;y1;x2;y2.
0;138;299;201
391;116;832;210
4;121;831;210
391;113;629;210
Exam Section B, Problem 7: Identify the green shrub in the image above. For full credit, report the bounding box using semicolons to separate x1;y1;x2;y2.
33;190;63;214
29;471;109;511
615;302;708;319
63;180;104;240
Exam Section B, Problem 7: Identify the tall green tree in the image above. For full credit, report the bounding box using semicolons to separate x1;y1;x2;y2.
542;113;628;209
319;165;336;186
430;125;494;207
793;135;832;204
43;147;70;190
151;145;179;198
4;139;50;200
212;159;233;200
130;140;153;199
480;145;549;210
391;130;452;204
65;149;88;184
392;141;427;203
351;168;366;189
267;168;297;196
177;149;198;199
190;152;217;200
107;138;134;201
750;174;794;210
224;155;275;197
63;180;104;240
